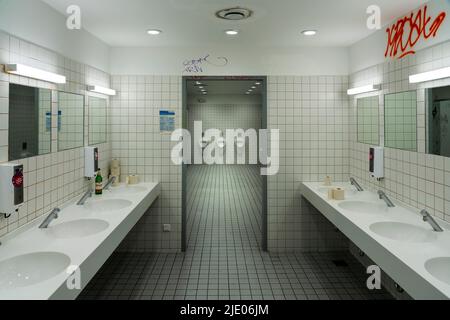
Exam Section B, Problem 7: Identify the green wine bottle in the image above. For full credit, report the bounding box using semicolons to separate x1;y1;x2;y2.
95;170;103;195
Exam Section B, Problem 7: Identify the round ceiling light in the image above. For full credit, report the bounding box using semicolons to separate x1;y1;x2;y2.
147;29;162;35
216;7;253;21
301;30;317;36
225;30;239;36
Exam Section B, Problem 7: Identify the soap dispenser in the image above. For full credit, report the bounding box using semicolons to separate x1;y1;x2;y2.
0;163;24;218
369;147;384;181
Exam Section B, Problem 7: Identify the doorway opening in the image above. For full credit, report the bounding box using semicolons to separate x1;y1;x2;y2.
182;76;268;253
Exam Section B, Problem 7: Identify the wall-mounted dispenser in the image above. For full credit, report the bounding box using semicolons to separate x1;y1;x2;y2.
369;147;384;180
0;163;24;218
85;147;99;178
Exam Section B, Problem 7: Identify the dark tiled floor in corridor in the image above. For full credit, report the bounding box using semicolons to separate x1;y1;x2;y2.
79;166;392;300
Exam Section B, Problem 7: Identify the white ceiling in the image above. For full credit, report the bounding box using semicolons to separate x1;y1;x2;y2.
42;0;428;48
187;79;263;96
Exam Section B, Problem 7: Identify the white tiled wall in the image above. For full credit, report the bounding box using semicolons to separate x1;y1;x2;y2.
267;76;351;252
110;75;182;253
349;40;450;223
0;30;111;237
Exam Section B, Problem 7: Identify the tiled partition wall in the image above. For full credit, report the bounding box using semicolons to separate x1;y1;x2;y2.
111;75;351;253
349;40;450;223
267;76;351;252
0;30;111;238
110;75;182;253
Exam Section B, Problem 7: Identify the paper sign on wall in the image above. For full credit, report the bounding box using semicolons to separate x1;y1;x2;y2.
160;110;176;133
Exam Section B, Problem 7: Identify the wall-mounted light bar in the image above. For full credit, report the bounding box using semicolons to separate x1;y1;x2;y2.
87;85;116;96
347;84;381;96
4;64;66;84
409;67;450;84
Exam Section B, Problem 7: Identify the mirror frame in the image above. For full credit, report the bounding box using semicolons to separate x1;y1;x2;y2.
87;95;108;146
57;90;85;152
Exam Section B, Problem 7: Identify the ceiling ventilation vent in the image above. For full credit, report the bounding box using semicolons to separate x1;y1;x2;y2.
215;7;253;21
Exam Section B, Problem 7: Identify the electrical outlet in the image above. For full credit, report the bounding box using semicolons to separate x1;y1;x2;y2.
163;224;171;232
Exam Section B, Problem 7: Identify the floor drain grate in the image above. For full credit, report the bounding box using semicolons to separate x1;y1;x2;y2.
332;260;349;267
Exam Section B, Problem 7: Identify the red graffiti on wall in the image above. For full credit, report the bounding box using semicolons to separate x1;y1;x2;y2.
385;5;446;59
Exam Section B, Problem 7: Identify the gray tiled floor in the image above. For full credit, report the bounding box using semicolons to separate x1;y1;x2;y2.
79;166;393;300
187;165;263;250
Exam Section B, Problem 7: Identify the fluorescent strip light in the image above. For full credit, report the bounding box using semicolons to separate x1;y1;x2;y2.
347;84;381;96
5;64;66;84
87;85;116;96
409;67;450;84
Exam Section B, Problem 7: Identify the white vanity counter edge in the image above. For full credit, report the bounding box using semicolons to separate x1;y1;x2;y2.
301;182;450;300
0;182;161;300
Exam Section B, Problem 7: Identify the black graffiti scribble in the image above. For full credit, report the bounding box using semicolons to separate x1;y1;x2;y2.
183;54;229;73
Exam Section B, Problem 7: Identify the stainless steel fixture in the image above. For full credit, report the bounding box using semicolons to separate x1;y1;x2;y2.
39;208;60;229
378;190;395;207
77;189;92;206
104;176;117;191
420;210;444;232
350;177;364;191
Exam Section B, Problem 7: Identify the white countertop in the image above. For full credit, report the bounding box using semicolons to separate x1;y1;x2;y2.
0;182;161;300
301;182;450;300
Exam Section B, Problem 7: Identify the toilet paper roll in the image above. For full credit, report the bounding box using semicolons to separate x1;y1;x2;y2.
111;168;121;176
110;175;120;186
332;188;345;201
111;159;121;169
324;176;332;186
127;175;140;185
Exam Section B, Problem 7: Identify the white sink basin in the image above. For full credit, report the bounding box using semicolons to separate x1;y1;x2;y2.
338;201;388;214
317;186;359;199
370;222;438;243
84;199;132;213
110;185;147;195
425;257;450;286
0;252;71;289
47;219;109;239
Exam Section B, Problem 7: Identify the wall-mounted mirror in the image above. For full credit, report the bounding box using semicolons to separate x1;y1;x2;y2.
357;96;379;145
8;84;52;161
88;96;107;145
384;91;417;151
58;91;84;151
426;85;450;158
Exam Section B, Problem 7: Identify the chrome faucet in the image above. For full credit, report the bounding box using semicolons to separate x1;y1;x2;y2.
104;176;117;191
77;189;92;206
420;210;444;232
350;177;364;191
378;190;395;207
39;208;61;229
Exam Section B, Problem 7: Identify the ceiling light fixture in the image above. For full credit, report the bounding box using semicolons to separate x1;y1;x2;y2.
4;64;66;84
216;7;253;21
347;84;381;96
301;30;317;36
409;67;450;83
255;82;261;85
147;29;162;35
225;29;239;36
87;85;117;96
